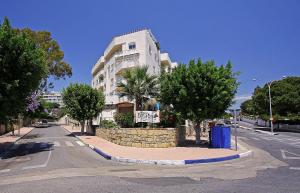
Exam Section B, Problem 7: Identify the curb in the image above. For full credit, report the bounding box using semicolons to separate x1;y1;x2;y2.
88;143;253;166
88;144;112;160
239;125;278;136
62;126;254;166
254;129;278;136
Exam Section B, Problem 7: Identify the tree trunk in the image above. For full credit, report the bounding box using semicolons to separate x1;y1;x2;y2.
195;122;201;145
133;99;137;124
136;97;142;111
10;120;15;136
86;119;93;135
80;121;85;135
4;120;8;134
89;119;93;134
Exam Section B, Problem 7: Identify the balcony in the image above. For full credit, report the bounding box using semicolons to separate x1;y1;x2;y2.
105;94;120;105
115;61;136;75
95;81;104;90
92;56;105;76
160;53;172;68
104;44;122;61
114;49;139;58
115;53;139;75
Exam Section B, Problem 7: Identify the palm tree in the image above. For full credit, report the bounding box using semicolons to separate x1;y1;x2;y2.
116;66;159;111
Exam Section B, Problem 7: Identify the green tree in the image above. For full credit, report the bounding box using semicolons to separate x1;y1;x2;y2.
252;77;300;120
14;28;72;88
240;99;255;115
116;66;159;111
42;101;60;112
0;17;47;128
160;59;239;143
62;83;105;134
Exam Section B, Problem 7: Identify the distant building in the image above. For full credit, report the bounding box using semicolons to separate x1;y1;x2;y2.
40;91;64;107
91;29;177;124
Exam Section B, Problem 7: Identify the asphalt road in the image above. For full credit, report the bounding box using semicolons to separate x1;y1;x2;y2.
0;124;118;177
238;121;300;172
0;124;299;193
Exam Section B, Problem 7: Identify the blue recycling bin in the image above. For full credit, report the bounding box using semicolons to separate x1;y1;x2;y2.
211;126;231;148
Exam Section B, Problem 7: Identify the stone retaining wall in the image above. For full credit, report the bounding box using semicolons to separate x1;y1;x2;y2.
95;127;179;148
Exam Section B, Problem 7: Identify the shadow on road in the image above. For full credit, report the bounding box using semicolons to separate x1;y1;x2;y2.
0;142;13;154
0;142;53;160
21;133;41;139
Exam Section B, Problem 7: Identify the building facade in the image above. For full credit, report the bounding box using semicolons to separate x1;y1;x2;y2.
40;91;64;107
91;29;177;124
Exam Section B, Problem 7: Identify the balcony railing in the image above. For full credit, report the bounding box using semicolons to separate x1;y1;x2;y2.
115;53;139;75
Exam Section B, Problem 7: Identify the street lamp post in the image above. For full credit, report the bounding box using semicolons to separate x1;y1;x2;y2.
253;76;286;133
267;82;274;133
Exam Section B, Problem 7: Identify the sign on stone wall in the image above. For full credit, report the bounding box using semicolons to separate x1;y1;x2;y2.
136;111;160;123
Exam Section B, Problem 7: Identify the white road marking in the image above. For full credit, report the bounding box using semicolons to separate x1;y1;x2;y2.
15;157;31;162
4;156;31;163
260;137;273;141
75;141;85;146
4;157;16;163
22;150;52;170
290;167;300;170
278;136;300;141
53;141;60;147
26;143;35;149
290;141;300;145
251;137;260;141
273;138;286;141
10;144;20;150
281;149;300;160
65;141;74;147
0;169;10;173
28;136;72;140
279;138;300;142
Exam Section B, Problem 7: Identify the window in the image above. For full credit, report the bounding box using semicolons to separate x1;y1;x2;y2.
149;45;152;55
128;42;136;50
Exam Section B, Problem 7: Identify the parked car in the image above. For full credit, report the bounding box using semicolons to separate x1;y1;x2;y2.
225;119;232;125
34;119;49;128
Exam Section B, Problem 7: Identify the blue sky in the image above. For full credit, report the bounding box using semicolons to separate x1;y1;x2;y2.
1;0;300;107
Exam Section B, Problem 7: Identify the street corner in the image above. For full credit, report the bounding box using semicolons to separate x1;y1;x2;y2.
84;136;254;166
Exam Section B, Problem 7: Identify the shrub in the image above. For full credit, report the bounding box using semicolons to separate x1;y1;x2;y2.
158;109;178;128
114;112;134;128
101;120;117;128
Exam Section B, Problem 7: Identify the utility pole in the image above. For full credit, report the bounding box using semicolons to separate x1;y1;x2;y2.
234;109;237;151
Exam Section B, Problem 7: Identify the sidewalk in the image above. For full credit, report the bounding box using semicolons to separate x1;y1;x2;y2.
63;125;252;165
0;127;34;154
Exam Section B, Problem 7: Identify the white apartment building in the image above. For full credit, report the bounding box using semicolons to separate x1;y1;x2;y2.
91;29;177;124
40;91;64;107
